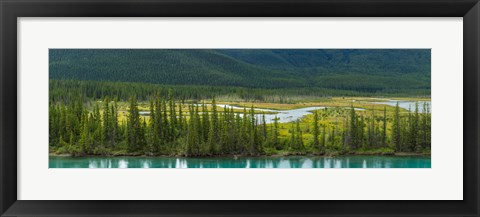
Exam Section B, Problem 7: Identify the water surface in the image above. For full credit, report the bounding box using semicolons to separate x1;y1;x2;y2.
369;99;431;113
140;99;428;124
49;155;431;168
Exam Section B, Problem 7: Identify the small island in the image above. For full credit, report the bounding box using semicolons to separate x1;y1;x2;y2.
48;49;431;168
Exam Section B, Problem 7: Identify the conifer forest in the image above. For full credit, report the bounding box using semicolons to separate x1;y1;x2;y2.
49;49;431;168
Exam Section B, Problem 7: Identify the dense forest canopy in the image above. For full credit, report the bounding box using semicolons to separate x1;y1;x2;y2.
49;49;431;95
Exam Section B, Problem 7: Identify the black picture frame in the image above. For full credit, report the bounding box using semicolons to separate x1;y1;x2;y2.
1;0;479;216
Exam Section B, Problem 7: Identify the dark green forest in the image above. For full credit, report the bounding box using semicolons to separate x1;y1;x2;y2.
50;49;431;95
49;79;430;103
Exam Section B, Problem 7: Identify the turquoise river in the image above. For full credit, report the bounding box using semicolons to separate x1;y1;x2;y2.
49;155;431;168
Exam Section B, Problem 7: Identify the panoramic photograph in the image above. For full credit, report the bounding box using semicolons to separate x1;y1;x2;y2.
49;49;431;168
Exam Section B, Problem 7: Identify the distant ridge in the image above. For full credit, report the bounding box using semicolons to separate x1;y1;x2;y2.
49;49;431;94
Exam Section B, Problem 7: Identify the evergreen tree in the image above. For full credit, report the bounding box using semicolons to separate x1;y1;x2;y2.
382;106;387;147
262;114;267;143
68;130;75;150
272;116;280;149
154;92;163;150
349;105;358;150
392;102;401;151
412;102;420;152
290;122;296;152
249;106;257;154
168;89;177;142
186;105;196;156
312;111;320;152
178;102;183;133
127;96;143;152
102;96;113;148
209;97;218;154
321;124;326;150
202;103;210;144
295;120;304;152
148;96;157;153
162;98;169;143
92;103;102;150
111;98;119;147
421;102;431;149
79;111;89;154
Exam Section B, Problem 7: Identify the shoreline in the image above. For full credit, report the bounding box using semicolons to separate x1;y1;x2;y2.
49;152;430;158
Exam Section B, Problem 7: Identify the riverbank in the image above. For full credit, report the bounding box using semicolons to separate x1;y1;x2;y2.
49;151;430;158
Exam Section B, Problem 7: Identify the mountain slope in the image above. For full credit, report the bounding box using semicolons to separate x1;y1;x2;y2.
218;49;430;74
49;49;431;93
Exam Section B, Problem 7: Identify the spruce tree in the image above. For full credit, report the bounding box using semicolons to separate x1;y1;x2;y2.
168;89;177;142
111;98;118;148
202;103;210;144
162;98;169;143
295;120;304;152
321;124;326;151
382;106;387;147
392;102;401;151
103;96;113;148
209;97;218;154
272;116;279;149
79;112;89;155
249;106;257;154
421;102;431;149
290;122;296;152
412;102;420;152
154;92;163;147
349;105;358;150
262;114;267;142
127;96;142;152
312;111;320;151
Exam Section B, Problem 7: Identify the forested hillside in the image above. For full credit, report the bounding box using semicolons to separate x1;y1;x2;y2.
49;49;431;95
